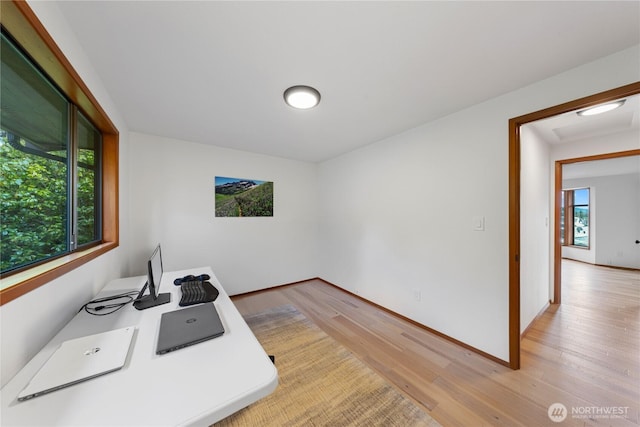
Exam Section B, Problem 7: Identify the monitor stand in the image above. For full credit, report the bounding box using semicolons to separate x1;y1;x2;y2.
134;292;171;310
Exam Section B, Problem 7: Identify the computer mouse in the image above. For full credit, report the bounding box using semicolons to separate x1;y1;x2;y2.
174;275;195;286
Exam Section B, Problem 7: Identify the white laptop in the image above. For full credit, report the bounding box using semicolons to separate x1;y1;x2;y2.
18;326;135;401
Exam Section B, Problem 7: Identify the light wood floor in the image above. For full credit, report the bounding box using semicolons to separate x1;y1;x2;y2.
232;260;639;426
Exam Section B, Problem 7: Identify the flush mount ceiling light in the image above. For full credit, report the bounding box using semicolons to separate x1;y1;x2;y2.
577;100;625;116
283;85;321;109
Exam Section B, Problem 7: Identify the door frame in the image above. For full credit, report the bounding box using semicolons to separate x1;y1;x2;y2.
508;82;640;370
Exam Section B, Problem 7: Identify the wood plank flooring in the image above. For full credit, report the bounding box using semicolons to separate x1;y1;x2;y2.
231;260;639;426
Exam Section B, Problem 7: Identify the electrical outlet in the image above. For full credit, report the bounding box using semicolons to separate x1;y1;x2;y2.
413;289;421;301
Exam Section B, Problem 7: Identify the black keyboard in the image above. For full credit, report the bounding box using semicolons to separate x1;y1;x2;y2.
179;280;219;307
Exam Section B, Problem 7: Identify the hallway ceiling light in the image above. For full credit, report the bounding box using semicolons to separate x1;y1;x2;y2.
283;85;321;110
577;100;625;116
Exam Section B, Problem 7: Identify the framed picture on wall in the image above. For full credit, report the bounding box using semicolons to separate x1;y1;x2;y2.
215;176;273;217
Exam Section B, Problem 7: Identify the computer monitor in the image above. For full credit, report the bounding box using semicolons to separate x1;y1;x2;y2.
133;244;171;310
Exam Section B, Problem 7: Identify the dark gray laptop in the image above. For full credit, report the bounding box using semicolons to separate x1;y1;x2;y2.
156;303;225;355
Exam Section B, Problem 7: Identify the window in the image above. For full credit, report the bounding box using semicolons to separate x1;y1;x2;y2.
1;31;102;274
0;0;119;305
561;188;590;248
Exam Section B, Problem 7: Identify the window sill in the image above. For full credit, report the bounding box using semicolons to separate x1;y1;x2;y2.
563;245;590;250
0;242;118;305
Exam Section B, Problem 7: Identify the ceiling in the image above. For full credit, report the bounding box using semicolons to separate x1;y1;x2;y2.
54;1;640;163
527;94;640;145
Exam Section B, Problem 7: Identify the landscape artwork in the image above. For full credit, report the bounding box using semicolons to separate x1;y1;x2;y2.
215;176;274;217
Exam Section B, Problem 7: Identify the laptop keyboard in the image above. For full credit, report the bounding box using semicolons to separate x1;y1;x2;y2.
179;280;219;306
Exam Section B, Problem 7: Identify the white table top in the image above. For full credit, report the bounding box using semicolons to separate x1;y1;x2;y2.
1;267;278;426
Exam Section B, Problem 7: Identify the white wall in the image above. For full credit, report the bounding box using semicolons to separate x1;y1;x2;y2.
563;173;639;269
519;126;550;333
596;172;640;268
317;45;640;363
1;2;131;386
128;133;318;295
551;129;640;162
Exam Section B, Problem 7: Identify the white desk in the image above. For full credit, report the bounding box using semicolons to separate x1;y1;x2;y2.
1;267;278;426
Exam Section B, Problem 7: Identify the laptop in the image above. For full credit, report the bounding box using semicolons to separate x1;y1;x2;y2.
18;326;135;401
156;303;225;355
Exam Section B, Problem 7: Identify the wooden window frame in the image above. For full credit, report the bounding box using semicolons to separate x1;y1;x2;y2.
564;190;575;246
0;0;119;305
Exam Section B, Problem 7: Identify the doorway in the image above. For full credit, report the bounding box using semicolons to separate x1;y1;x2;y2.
507;82;640;370
554;152;640;303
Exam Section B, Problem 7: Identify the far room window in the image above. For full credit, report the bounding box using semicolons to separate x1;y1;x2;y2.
1;30;102;274
561;188;590;249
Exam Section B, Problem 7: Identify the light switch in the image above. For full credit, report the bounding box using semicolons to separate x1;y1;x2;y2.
473;216;485;231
